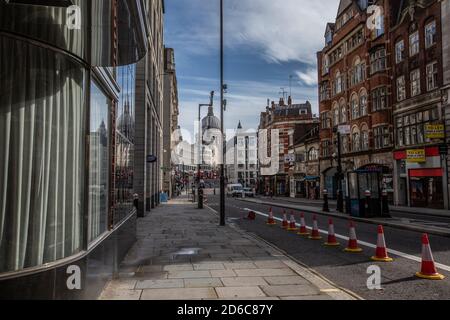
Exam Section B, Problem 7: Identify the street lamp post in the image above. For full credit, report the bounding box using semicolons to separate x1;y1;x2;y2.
198;91;215;209
219;0;226;227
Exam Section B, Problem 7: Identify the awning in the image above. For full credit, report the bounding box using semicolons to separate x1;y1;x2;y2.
305;176;320;181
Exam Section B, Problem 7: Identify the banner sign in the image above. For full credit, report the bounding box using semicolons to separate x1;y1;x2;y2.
425;124;445;139
406;149;426;163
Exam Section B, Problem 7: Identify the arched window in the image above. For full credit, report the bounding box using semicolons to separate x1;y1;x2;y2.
359;89;368;116
361;124;369;151
341;134;350;154
351;93;359;119
339;99;347;123
352;126;360;152
333;102;340;126
308;148;318;161
335;71;343;94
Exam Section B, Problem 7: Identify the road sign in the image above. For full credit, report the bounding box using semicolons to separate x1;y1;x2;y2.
338;125;351;135
147;155;157;163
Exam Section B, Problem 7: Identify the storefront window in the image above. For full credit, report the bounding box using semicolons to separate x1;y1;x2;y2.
88;83;111;243
0;36;86;273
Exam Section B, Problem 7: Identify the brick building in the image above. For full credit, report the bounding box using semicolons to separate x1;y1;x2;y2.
258;97;318;196
391;0;448;209
317;0;394;205
288;125;321;199
442;0;450;207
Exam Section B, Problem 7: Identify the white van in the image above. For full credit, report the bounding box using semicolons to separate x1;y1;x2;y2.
227;184;244;198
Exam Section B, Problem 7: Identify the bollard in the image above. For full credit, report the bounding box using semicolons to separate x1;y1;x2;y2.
323;189;330;212
337;189;344;213
364;190;372;217
381;189;391;217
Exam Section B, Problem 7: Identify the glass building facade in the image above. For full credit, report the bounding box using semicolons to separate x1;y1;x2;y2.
0;0;148;299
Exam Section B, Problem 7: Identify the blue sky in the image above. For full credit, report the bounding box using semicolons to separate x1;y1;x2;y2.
164;0;340;143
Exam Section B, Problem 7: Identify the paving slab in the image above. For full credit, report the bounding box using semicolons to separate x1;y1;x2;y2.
141;288;217;300
215;286;266;299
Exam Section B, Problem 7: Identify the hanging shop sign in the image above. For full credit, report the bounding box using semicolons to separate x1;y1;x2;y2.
406;149;426;163
425;124;445;139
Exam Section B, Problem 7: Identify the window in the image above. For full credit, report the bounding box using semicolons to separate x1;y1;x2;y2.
374;126;392;149
425;20;436;48
320;82;330;101
350;57;365;87
359;90;368;116
0;37;86;273
395;40;405;63
410;69;421;97
89;82;111;243
322;140;330;157
426;62;438;91
321;112;331;129
340;100;347;123
352;127;360;152
341;134;350;154
409;31;419;56
397;76;406;101
334;71;344;95
395;108;440;147
371;87;387;111
361;126;369;151
308;148;318;161
115;65;136;224
333;103;340;126
351;94;359;119
370;49;386;74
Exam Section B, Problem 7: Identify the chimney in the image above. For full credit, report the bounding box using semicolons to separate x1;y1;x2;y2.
279;97;284;106
288;96;292;106
271;101;275;110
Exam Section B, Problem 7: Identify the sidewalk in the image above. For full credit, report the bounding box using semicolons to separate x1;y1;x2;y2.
99;196;357;300
261;196;450;218
239;197;450;237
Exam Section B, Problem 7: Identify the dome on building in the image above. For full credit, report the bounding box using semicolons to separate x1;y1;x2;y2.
202;106;220;132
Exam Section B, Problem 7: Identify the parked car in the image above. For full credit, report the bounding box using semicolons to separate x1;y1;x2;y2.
227;184;244;198
243;187;255;197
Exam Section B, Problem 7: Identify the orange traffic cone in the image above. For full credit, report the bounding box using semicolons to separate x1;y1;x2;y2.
266;208;277;225
281;210;289;229
324;219;340;247
371;225;393;262
297;213;309;236
287;212;299;231
344;221;362;253
415;234;445;280
309;215;322;240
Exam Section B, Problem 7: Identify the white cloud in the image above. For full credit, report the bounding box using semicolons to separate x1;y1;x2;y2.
296;69;318;86
227;0;339;64
166;0;339;64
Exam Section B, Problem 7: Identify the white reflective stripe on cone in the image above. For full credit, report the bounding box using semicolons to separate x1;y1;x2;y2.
349;227;357;240
378;234;386;248
423;244;435;262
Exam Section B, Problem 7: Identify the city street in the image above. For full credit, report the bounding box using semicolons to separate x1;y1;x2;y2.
206;195;450;300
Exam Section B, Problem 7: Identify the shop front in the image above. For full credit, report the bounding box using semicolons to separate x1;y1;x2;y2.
394;147;447;209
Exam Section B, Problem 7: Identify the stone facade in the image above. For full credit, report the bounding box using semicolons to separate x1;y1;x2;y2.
134;0;165;216
258;98;319;196
163;48;179;198
443;0;450;206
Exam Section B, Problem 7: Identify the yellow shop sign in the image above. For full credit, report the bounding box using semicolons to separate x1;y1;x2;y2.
425;124;445;139
406;149;426;163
